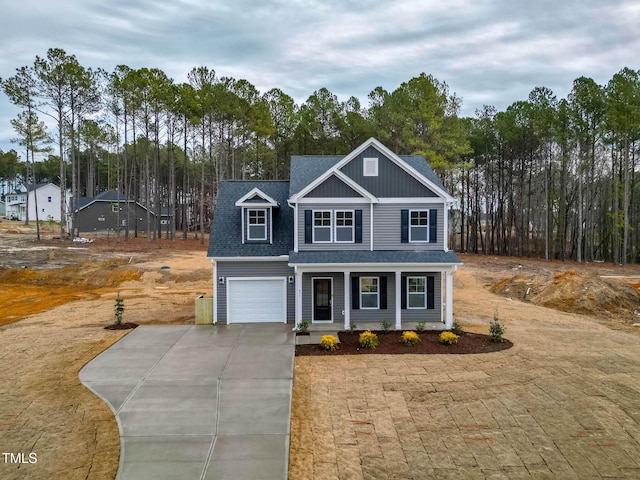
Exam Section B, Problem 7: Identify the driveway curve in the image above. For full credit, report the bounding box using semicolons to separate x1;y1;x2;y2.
80;324;295;480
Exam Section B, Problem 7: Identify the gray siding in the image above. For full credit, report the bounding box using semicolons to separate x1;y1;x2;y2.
339;146;438;197
301;273;345;323
373;203;445;250
307;175;361;198
301;272;443;324
400;272;442;322
298;203;370;251
350;272;397;324
216;261;295;324
77;202;156;234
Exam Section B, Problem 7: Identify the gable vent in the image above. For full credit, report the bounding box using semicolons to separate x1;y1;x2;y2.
363;157;378;176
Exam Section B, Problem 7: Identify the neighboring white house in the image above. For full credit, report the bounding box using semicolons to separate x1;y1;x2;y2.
5;183;71;223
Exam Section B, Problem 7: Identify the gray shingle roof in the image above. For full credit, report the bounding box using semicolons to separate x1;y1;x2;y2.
288;250;462;265
289;156;342;196
208;180;293;258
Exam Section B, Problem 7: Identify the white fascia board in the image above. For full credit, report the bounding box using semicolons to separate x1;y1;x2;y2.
377;197;445;204
332;170;377;202
288;263;461;272
210;256;290;262
297;197;371;204
235;187;279;207
290;170;377;203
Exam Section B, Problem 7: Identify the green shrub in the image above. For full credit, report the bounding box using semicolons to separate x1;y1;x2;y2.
320;335;339;351
349;321;358;333
296;320;309;333
489;320;505;342
401;331;420;347
415;320;426;333
380;319;392;331
359;330;379;349
451;321;463;335
439;331;459;345
114;292;124;325
490;307;505;342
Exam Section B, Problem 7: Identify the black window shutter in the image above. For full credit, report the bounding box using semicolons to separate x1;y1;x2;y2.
427;276;435;309
380;276;387;310
355;209;362;243
401;276;407;309
351;276;359;310
401;209;409;243
429;209;437;243
304;210;312;243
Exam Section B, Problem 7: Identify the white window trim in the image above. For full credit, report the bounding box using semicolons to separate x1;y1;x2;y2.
312;210;333;243
407;276;427;309
409;209;429;243
363;157;378;176
334;210;355;243
360;276;380;310
247;208;267;241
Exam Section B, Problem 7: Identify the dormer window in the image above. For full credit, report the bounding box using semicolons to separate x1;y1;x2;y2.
363;157;378;176
247;209;267;240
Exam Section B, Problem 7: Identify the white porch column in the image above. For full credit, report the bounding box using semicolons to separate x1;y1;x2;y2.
445;269;453;329
295;270;303;326
395;271;402;330
212;260;217;324
344;271;350;330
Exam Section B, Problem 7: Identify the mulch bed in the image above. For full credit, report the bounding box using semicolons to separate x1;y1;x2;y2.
104;322;139;330
295;331;512;356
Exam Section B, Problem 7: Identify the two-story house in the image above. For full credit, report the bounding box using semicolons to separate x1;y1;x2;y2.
207;138;462;329
5;183;70;223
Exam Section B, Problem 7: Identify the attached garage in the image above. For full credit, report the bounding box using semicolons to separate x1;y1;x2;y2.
226;277;287;323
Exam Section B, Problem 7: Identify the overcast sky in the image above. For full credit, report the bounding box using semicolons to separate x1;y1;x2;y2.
1;0;639;158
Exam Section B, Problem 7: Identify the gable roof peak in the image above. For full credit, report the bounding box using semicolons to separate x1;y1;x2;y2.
235;186;280;207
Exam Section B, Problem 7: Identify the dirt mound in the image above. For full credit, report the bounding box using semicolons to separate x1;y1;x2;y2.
490;269;640;320
0;260;142;326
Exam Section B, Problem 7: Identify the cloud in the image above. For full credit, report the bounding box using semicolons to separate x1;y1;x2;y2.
1;0;639;154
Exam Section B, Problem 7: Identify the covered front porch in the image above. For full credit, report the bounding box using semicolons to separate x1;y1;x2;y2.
290;264;457;331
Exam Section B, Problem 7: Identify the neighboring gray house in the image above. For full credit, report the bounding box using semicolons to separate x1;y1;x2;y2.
207;138;462;329
76;190;158;234
0;199;5;217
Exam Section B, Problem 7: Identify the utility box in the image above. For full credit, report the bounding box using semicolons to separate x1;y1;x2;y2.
195;295;214;324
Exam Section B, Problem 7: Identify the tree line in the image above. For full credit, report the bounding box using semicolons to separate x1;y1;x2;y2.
0;48;638;263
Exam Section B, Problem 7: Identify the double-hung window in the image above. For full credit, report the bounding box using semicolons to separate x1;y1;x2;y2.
334;210;354;243
247;209;267;240
409;210;429;242
360;277;379;309
407;276;426;308
313;211;332;242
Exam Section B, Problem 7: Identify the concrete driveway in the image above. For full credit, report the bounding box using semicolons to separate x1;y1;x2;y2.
79;324;295;480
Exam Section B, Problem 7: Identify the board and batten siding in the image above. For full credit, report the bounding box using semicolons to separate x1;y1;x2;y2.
306;175;362;197
216;261;295;324
373;203;445;251
298;203;370;251
339;146;438;198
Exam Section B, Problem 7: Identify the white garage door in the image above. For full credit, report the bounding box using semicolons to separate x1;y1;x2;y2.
227;278;286;323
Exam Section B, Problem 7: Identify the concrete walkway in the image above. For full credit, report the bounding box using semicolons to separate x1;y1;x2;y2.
79;324;295;480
